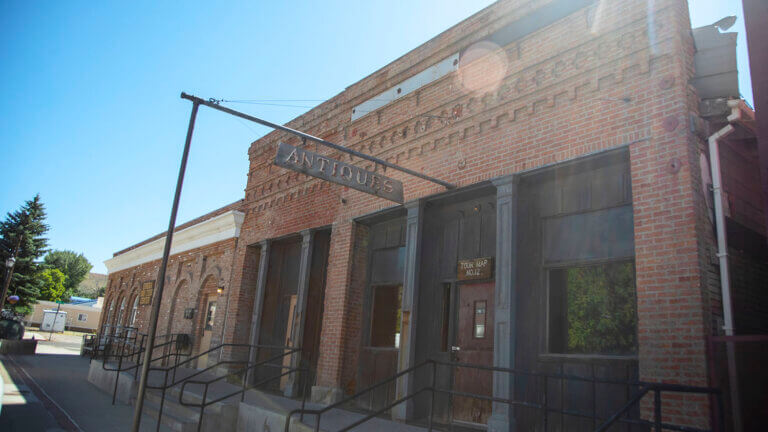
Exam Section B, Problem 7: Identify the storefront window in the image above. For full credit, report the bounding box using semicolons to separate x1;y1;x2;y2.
370;285;402;348
548;261;637;355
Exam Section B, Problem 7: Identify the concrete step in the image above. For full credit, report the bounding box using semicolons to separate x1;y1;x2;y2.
143;387;239;432
146;390;202;422
143;401;199;432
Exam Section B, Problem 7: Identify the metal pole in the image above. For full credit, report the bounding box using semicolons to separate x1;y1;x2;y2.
0;238;21;311
180;92;456;190
0;266;11;311
48;301;62;341
131;99;199;432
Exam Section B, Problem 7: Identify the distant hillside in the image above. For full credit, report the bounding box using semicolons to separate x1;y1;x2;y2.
76;272;108;298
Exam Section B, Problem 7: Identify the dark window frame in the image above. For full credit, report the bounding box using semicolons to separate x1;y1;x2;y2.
544;257;638;360
368;284;403;348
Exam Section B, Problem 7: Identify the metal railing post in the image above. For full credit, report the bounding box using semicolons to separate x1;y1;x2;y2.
156;370;168;432
428;360;436;432
241;346;251;403
543;375;548;431
112;341;124;405
172;339;180;385
197;385;209;432
654;388;662;432
716;391;725;432
300;367;309;422
592;363;597;429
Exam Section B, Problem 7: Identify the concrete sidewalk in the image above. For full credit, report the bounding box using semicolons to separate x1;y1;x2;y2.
1;333;168;432
0;354;67;431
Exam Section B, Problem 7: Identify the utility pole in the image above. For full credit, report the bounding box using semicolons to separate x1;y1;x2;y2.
0;237;22;311
131;99;199;432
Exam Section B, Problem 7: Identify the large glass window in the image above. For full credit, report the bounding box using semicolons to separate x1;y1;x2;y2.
369;285;403;348
548;261;637;356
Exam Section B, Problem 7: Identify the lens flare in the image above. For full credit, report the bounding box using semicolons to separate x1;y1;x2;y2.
456;41;508;95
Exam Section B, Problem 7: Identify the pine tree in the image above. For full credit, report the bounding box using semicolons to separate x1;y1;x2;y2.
0;194;50;315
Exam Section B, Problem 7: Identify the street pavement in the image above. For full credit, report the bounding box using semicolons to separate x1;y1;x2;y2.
0;331;167;432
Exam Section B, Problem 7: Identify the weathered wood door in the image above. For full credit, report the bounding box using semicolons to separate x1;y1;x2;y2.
452;281;495;426
197;296;217;369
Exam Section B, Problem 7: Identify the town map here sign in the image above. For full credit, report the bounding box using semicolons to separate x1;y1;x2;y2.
274;142;404;203
138;281;154;306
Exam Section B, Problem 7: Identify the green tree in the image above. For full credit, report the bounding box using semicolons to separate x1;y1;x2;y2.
44;250;92;297
39;268;68;302
565;262;637;355
0;195;50;315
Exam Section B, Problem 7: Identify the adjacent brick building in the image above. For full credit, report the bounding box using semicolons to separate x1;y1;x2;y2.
100;0;766;429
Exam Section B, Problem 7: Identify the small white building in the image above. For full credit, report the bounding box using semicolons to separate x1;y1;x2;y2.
25;298;103;333
41;310;67;332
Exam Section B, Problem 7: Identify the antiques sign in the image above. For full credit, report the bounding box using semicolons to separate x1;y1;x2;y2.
138;281;154;306
457;257;494;281
274;142;404;203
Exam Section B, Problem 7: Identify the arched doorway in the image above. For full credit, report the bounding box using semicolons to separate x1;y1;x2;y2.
195;276;220;369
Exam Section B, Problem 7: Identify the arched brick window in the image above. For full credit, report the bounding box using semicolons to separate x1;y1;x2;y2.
129;295;139;327
116;297;127;332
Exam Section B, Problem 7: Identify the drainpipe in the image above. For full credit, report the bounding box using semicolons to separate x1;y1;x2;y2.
708;123;735;336
707;107;742;432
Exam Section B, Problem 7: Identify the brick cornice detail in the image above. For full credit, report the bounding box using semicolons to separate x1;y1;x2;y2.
104;210;245;274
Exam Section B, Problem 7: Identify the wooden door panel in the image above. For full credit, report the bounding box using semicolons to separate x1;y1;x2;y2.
453;281;494;425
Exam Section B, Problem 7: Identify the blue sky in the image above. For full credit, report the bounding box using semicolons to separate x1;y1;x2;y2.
0;0;752;274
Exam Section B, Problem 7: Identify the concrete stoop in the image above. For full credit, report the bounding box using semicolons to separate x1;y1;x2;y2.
87;360;426;432
87;359;138;404
237;390;428;432
143;387;238;432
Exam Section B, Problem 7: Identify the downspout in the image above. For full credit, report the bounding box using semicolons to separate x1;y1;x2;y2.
708;123;736;336
707;101;744;432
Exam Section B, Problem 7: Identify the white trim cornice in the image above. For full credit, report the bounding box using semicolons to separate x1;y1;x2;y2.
104;210;244;274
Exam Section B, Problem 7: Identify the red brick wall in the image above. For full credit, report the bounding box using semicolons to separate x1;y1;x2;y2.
103;0;723;426
99;237;239;358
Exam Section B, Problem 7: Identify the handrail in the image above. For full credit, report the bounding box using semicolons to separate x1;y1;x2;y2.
177;347;307;432
97;330;190;406
178;348;301;400
146;342;301;432
284;359;724;432
284;360;435;432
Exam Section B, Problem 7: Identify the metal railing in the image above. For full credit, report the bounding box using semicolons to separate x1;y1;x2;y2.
146;343;303;432
284;359;724;432
177;346;309;432
93;324;191;406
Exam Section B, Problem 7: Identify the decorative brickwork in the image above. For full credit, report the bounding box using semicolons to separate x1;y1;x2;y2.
99;1;766;428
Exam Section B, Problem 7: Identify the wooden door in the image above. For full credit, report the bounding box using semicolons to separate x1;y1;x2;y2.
280;294;297;389
197;296;217;369
452;281;494;426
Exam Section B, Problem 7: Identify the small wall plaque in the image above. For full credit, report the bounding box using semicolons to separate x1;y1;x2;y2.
183;308;195;319
138;281;154;306
457;257;494;281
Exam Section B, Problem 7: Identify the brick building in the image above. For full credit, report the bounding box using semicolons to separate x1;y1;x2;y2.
99;0;766;429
